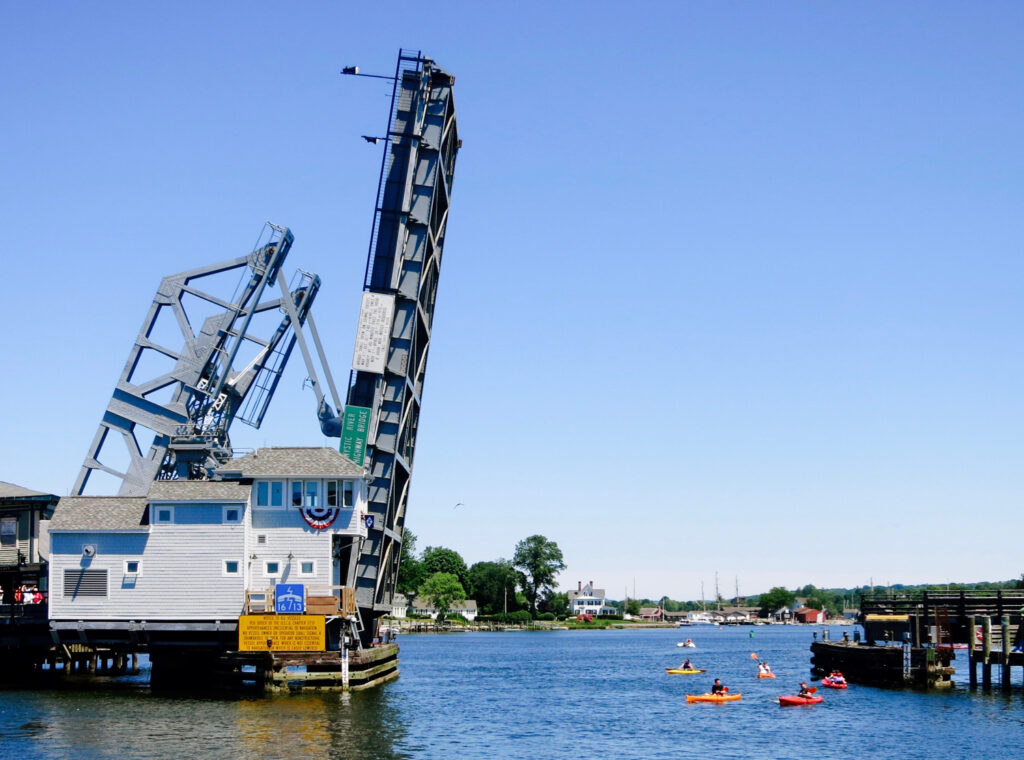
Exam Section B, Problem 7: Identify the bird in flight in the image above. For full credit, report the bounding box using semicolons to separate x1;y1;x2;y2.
454;502;464;509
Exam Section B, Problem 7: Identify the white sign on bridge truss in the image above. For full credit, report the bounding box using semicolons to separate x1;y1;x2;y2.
351;292;395;374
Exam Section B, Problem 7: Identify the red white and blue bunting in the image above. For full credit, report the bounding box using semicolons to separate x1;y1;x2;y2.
300;505;340;530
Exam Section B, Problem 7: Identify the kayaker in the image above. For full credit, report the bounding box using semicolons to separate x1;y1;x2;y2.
711;678;725;695
682;658;693;671
797;682;813;698
829;671;845;684
763;662;772;674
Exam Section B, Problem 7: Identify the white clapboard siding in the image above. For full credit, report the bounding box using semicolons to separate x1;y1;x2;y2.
50;507;245;620
247;508;343;593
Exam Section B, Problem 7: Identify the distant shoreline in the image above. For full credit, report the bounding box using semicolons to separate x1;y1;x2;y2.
385;618;858;634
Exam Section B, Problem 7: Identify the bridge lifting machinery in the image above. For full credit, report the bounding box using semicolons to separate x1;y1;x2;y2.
73;50;460;650
73;222;345;497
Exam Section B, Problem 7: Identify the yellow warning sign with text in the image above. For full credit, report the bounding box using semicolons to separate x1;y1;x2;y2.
238;615;326;652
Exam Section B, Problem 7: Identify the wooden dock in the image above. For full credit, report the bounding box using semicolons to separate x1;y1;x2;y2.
811;640;954;689
211;643;400;692
811;590;1024;691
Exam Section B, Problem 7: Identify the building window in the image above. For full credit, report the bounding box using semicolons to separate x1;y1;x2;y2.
0;518;15;547
256;481;285;509
153;506;173;524
343;481;354;507
291;481;303;507
299;560;315;576
326;480;338;507
265;561;281;577
224;560;240;576
124;560;141;576
63;568;108;598
305;480;318;507
223;505;242;524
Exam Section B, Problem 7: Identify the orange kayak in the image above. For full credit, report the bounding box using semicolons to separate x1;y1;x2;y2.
686;693;742;703
757;672;776;678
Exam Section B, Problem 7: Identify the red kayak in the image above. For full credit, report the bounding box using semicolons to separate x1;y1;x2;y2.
779;695;823;706
821;678;847;689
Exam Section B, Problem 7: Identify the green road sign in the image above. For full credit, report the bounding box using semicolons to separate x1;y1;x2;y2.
340;405;371;466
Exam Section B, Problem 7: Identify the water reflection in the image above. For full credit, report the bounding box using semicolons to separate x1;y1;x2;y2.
232;690;410;759
0;677;410;760
6;628;1024;759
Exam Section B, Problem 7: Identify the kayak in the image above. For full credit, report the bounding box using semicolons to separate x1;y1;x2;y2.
757;672;776;678
666;668;706;675
686;693;742;703
779;695;824;706
821;678;848;689
677;642;697;647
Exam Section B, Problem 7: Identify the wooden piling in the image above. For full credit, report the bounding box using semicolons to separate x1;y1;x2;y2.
1001;616;1012;690
968;617;977;689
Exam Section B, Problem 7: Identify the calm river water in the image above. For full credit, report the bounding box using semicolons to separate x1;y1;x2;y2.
1;625;1022;759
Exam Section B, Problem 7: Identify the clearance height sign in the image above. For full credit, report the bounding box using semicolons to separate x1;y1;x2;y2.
238;615;326;652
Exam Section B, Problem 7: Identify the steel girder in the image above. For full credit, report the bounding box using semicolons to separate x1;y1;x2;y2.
347;50;459;644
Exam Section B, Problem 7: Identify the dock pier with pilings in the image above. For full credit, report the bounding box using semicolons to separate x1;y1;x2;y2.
811;590;1024;691
964;614;1023;690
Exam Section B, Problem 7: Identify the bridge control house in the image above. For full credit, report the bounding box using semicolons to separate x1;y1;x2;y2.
47;447;368;654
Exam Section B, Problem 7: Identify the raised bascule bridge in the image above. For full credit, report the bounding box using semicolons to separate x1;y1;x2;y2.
2;50;458;691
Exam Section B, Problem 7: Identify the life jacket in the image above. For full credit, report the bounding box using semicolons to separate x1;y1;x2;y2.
14;589;23;603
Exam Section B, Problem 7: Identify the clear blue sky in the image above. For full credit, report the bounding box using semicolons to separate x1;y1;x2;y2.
3;1;1024;601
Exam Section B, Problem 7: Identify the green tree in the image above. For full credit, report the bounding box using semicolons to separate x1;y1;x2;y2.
422;546;469;590
467;560;520;615
758;586;796;618
396;529;427;595
512;535;566;617
541;591;569;617
418;572;466;622
626;599;642;616
798;584;818;598
806;590;842;616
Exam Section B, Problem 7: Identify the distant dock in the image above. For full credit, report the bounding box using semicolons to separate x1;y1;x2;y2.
811;590;1024;690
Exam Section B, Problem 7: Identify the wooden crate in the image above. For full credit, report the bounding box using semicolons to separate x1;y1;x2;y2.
304;586;357;615
306;596;339;614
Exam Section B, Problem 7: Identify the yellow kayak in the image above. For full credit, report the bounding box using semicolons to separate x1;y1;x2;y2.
686;692;742;703
666;668;706;675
